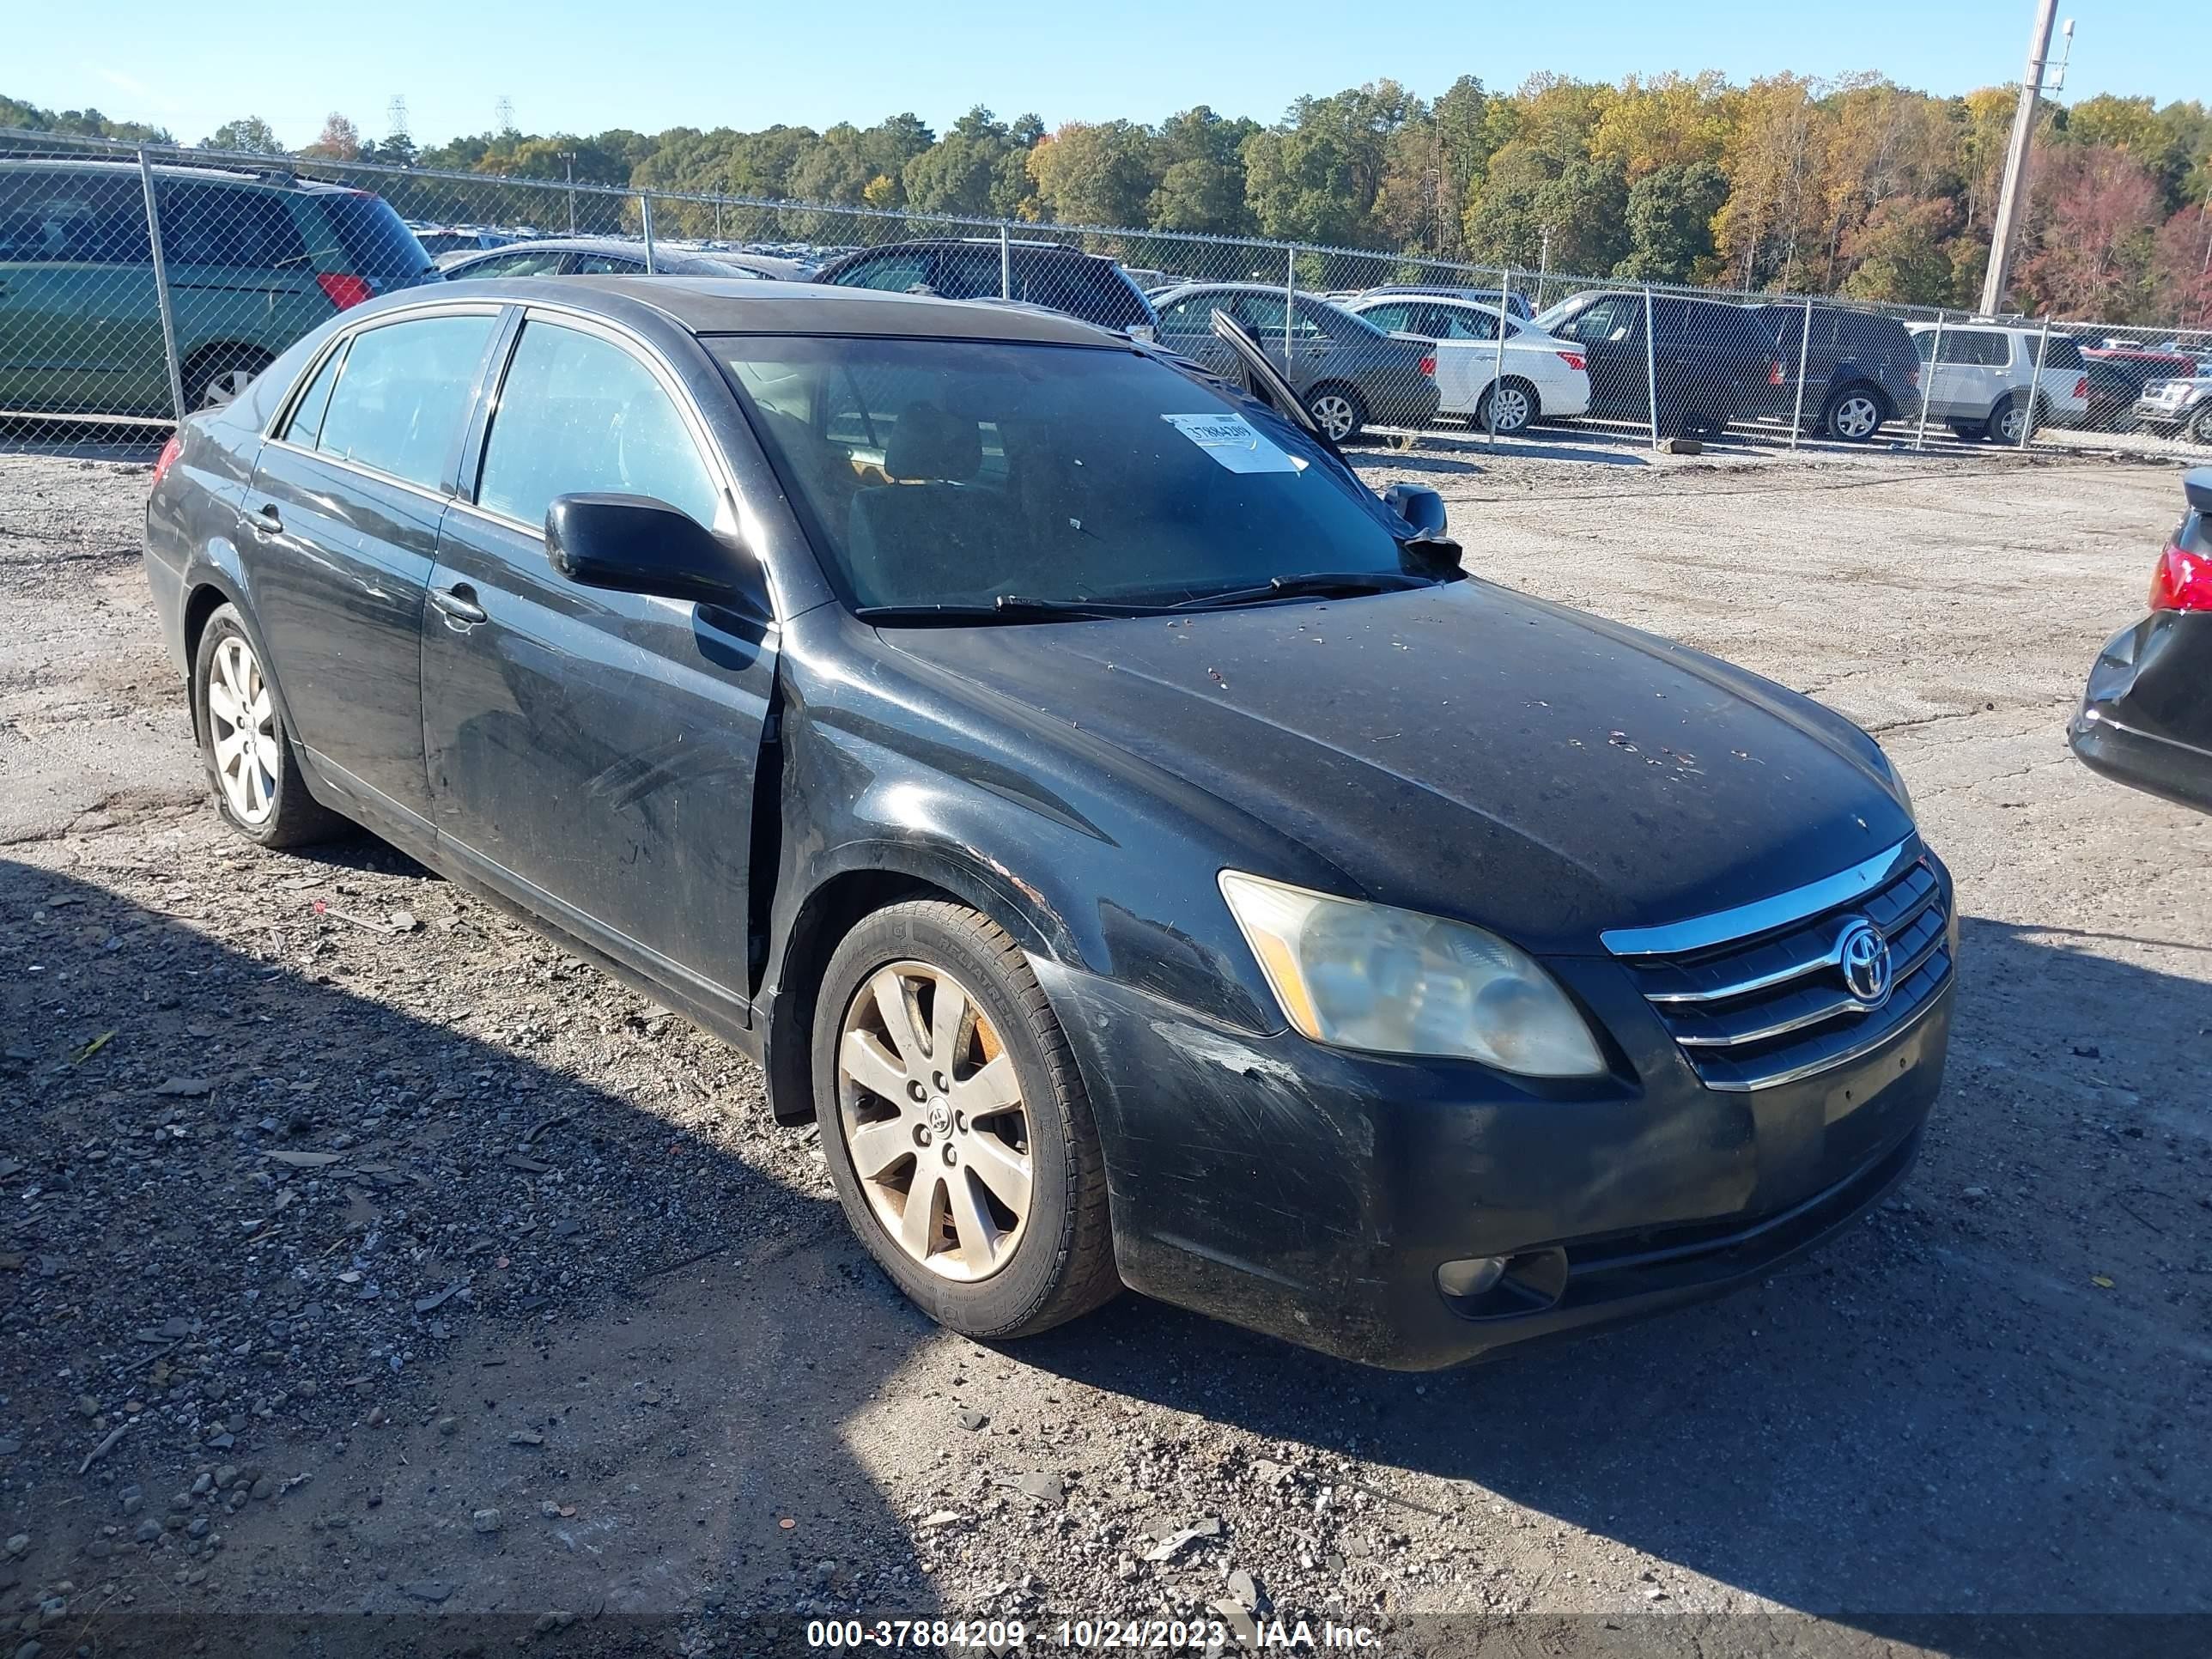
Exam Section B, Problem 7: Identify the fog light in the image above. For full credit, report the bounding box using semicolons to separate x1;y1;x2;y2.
1436;1256;1507;1298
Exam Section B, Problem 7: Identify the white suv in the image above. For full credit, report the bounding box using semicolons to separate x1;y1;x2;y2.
1906;321;2090;443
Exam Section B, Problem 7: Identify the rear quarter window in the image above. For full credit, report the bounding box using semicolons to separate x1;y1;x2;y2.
311;191;434;283
2040;336;2087;370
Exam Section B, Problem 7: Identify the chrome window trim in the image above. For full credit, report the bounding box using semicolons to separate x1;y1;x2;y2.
261;298;508;441
1600;836;1921;958
258;434;454;509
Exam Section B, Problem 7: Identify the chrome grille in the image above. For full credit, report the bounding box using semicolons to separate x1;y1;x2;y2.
1605;842;1953;1093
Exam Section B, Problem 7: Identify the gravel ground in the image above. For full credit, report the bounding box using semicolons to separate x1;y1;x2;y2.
1;435;2208;1659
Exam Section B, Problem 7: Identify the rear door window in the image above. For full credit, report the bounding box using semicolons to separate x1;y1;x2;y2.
570;252;644;274
313;312;499;489
476;319;721;532
1024;256;1148;327
1358;301;1414;332
281;342;349;448
458;250;568;277
158;183;310;269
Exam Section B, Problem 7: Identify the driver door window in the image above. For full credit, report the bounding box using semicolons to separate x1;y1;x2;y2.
476;319;721;531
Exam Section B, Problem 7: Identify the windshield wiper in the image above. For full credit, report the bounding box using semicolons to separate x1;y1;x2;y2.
1168;571;1438;611
854;595;1174;623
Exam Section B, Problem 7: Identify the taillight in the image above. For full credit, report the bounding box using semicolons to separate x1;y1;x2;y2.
2073;375;2088;398
1768;361;1786;386
151;433;182;486
1557;351;1585;373
1419;354;1436;379
2149;544;2212;612
316;272;374;310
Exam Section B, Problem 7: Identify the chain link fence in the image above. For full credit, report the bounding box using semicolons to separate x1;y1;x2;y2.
5;125;2209;465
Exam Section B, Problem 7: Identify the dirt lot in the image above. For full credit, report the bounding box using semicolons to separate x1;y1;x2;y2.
2;437;2209;1658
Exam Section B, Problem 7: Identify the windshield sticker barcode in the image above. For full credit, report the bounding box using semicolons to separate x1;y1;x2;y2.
1162;413;1303;474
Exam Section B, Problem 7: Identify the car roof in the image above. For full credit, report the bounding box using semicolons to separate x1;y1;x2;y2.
0;154;357;194
434;274;1125;345
836;237;1113;261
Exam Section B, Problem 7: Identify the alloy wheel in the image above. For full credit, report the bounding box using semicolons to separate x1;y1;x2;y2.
1998;401;2032;444
198;368;258;410
836;960;1033;1282
206;635;279;824
1831;394;1881;440
1310;392;1358;441
1487;383;1533;434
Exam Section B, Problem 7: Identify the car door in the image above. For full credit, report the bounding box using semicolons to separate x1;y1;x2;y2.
245;306;504;825
1550;295;1644;418
421;312;779;1009
0;164;167;416
1920;328;2002;419
158;179;329;403
1155;292;1242;375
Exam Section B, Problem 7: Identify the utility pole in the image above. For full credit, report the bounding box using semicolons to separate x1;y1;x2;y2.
1981;2;2073;316
559;151;577;235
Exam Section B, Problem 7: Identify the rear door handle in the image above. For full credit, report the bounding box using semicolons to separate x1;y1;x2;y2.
251;502;283;535
429;585;486;627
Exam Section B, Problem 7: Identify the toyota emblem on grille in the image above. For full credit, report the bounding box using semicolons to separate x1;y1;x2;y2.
1838;919;1893;1006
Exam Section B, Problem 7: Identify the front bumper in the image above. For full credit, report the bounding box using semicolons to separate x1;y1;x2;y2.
1036;908;1954;1370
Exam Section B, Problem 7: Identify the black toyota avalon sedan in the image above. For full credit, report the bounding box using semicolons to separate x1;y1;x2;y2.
143;277;1954;1370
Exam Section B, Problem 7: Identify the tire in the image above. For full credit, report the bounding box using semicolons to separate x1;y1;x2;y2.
1821;384;1887;442
183;345;275;412
812;899;1120;1340
1475;377;1540;436
1984;392;2037;446
191;603;347;848
2190;404;2212;446
1304;384;1366;443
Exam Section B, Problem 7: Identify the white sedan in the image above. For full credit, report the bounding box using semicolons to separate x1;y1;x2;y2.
1344;294;1591;434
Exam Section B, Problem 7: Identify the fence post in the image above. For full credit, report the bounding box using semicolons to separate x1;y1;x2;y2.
2021;313;2052;450
1789;296;1814;450
1285;246;1296;359
1643;286;1661;450
1489;264;1510;448
640;193;656;273
137;147;188;423
1000;224;1011;301
1914;313;1944;452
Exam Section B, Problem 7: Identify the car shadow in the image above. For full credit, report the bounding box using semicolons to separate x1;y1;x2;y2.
1014;913;2212;1650
0;854;938;1653
0;419;169;460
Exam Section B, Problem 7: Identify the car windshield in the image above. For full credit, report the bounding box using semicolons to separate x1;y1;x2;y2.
712;336;1429;613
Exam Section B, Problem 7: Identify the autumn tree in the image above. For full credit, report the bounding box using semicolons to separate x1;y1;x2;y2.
2015;144;2161;319
1028;120;1156;228
1613;161;1729;281
300;113;362;161
2150;204;2212;327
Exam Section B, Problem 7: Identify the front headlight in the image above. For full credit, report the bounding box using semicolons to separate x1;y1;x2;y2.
1218;872;1607;1077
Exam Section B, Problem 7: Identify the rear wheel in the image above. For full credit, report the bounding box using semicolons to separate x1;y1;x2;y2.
813;900;1119;1340
1305;384;1366;443
183;346;275;412
1986;392;2037;446
1476;377;1540;436
1822;384;1886;441
191;604;346;848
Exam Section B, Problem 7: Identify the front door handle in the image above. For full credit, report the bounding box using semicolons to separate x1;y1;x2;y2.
251;502;282;535
429;585;486;627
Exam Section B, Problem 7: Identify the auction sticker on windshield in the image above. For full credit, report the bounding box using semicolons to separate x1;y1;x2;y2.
1161;413;1304;474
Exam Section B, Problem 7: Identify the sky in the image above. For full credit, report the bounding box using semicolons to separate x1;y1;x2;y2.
13;0;2211;153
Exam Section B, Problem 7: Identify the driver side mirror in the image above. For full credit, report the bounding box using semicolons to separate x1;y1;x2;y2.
1384;483;1448;538
545;493;771;623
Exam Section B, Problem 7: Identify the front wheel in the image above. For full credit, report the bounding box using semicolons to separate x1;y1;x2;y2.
1476;377;1540;436
184;346;275;412
2190;404;2212;446
1304;385;1366;443
813;900;1120;1340
1822;385;1886;441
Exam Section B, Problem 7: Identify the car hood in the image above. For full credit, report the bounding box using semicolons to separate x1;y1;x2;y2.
878;580;1915;956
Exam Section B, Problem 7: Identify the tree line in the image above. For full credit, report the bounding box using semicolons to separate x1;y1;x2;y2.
6;71;2209;326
